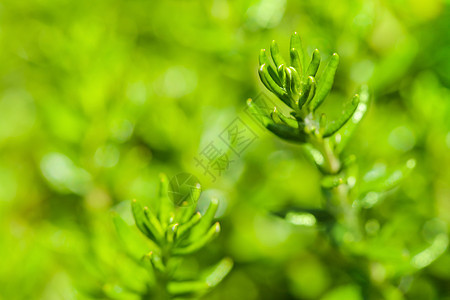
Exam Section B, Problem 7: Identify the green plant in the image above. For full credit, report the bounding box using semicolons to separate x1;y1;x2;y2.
113;174;232;299
249;33;448;298
250;32;371;238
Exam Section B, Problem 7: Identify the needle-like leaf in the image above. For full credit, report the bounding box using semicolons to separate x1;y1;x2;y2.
277;64;287;86
189;198;219;240
173;222;221;255
259;64;290;106
335;85;370;153
266;123;306;143
131;200;156;240
271;107;298;128
290;32;306;72
288;66;301;96
144;206;165;242
309;53;340;111
290;48;302;74
260;49;282;86
270;40;286;68
306;49;321;78
177;212;202;239
323;94;360;137
298;76;316;109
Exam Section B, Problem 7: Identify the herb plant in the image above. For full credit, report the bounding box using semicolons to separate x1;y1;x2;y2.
113;174;232;299
248;33;448;298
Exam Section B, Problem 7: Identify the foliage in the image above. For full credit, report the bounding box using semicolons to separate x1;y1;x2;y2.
250;33;448;299
1;0;450;299
112;175;232;299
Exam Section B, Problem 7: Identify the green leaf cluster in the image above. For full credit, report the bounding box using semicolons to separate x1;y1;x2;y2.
113;174;232;299
251;32;364;153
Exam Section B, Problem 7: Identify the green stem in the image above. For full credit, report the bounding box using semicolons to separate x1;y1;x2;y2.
320;138;341;174
309;136;361;241
154;274;171;300
150;246;173;300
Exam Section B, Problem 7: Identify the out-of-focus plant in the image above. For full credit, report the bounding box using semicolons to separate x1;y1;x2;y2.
248;33;448;298
112;174;232;299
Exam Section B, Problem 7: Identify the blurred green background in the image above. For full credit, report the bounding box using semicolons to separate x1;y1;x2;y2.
1;0;450;299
